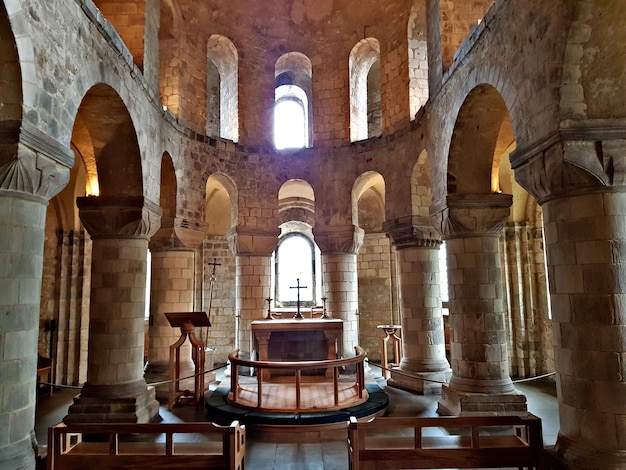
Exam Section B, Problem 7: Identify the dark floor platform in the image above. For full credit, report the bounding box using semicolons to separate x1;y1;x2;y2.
205;382;389;429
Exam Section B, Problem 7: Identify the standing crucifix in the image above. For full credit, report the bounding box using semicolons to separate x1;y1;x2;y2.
204;258;221;345
290;277;308;319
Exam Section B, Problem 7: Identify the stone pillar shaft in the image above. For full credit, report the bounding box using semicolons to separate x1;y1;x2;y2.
545;191;626;468
0;193;47;470
396;245;448;371
431;193;525;415
65;196;161;424
84;238;149;390
148;250;196;365
227;228;280;358
446;235;514;393
321;252;359;358
384;218;451;394
314;225;363;358
235;254;271;354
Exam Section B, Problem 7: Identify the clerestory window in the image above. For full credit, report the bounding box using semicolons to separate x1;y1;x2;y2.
274;85;308;149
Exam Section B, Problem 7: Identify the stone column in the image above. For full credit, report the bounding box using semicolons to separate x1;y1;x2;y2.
145;226;206;399
384;217;451;394
314;225;363;358
227;228;278;357
511;132;626;469
545;192;626;469
431;194;526;415
0;130;72;470
65;196;162;424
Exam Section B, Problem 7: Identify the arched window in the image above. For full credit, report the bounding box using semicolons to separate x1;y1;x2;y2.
274;52;313;149
349;38;381;142
272;232;321;309
274;85;308;149
207;34;239;142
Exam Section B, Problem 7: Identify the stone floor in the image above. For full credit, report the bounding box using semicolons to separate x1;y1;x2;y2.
35;364;559;469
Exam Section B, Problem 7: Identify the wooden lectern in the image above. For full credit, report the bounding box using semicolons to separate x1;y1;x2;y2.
165;311;211;411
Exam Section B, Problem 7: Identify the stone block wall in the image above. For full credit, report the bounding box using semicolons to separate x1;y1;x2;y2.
357;233;395;363
202;237;237;364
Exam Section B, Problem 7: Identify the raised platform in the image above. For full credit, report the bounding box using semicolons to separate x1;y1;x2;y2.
205;382;389;430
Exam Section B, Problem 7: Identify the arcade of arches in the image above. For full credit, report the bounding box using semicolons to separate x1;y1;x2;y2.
1;1;625;469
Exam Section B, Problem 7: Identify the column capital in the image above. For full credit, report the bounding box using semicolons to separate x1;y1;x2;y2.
0;122;73;201
226;226;280;256
510;124;626;204
430;193;511;239
313;224;364;254
383;216;442;249
77;196;162;239
149;218;208;250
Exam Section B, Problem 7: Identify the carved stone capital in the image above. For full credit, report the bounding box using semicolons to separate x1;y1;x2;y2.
430;193;512;239
312;224;364;254
510;124;626;203
0;122;73;201
226;227;280;256
149;218;209;250
77;196;162;240
383;215;442;249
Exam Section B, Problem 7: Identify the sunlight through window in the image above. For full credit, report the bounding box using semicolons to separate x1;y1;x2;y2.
274;84;308;149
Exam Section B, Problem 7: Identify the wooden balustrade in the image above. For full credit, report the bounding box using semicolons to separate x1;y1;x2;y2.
227;346;368;413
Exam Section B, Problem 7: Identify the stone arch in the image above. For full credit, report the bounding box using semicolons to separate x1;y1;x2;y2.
274;52;313;148
207;34;239;142
72;84;143;198
349;38;381;142
277;179;315;227
352;171;385;232
408;0;428;118
206;173;237;236
447;84;514;195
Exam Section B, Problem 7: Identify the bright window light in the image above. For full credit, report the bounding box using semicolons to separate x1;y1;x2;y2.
274;85;308;149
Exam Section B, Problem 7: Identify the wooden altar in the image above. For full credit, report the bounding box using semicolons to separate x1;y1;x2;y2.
251;318;343;378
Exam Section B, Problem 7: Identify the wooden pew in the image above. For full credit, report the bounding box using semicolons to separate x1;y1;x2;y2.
37;354;54;396
47;420;245;470
348;413;544;469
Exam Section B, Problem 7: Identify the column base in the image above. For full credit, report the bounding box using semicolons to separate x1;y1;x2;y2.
387;368;452;395
552;433;626;470
64;385;160;424
437;385;527;416
0;436;36;470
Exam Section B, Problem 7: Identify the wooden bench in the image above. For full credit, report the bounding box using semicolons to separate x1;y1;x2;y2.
47;421;245;470
37;354;54;396
348;413;544;469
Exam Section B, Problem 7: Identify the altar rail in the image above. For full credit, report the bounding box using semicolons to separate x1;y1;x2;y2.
47;421;245;470
348;414;544;469
228;346;367;413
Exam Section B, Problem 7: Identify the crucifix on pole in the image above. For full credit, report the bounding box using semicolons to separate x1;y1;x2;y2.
290;277;308;319
204;258;221;345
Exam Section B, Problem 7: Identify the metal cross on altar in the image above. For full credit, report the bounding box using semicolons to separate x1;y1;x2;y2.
290;277;308;319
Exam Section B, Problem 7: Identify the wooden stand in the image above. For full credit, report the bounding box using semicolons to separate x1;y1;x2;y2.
165;312;211;410
377;325;402;379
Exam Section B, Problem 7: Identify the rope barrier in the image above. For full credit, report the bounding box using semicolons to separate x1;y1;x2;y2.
366;360;555;385
39;361;555;390
37;364;228;390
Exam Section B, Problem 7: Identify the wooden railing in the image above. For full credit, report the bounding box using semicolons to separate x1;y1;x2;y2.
228;346;367;412
348;413;545;469
47;421;245;470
